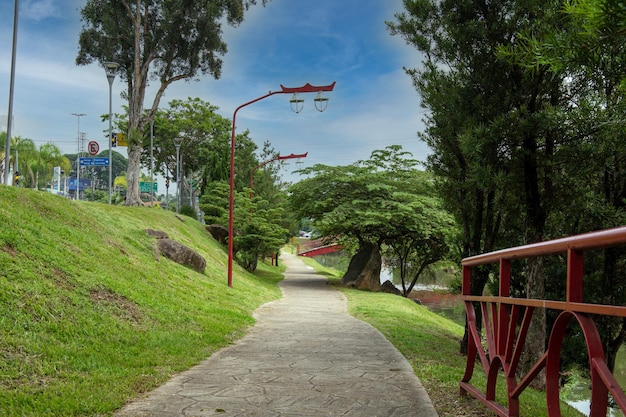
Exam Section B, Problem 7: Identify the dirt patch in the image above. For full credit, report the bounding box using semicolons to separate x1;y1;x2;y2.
107;239;127;255
410;290;462;308
48;268;75;290
90;287;144;325
1;243;17;257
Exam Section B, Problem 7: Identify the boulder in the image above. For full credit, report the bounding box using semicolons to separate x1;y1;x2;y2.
380;280;403;296
157;238;206;273
207;224;229;244
145;230;206;273
145;229;169;239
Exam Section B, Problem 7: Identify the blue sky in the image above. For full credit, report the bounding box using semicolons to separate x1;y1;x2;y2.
0;0;427;185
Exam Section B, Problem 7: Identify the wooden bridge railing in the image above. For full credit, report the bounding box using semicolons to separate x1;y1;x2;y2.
461;226;626;417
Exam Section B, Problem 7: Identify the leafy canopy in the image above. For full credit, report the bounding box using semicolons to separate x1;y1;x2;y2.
76;0;266;205
289;146;456;293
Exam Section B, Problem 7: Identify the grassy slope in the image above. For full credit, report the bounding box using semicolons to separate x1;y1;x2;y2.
0;187;282;416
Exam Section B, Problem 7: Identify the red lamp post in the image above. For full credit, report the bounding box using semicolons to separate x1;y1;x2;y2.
228;82;335;287
249;152;308;200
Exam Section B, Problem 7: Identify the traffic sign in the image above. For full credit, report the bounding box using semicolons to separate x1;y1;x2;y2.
79;157;109;166
111;132;127;147
88;141;99;155
139;181;158;192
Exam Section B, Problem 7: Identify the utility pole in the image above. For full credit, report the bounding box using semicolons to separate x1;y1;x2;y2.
71;113;85;200
3;0;19;185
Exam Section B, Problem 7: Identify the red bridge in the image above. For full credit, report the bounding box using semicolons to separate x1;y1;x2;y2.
297;238;342;257
461;226;626;416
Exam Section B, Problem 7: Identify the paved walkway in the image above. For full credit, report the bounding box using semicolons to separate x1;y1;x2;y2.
115;252;438;416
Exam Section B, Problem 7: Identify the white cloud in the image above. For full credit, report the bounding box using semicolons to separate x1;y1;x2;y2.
21;0;60;21
0;0;432;180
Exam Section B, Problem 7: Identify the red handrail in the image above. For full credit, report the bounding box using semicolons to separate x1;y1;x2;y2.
461;225;626;417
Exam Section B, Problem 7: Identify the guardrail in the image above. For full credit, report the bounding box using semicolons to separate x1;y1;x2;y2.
461;226;626;417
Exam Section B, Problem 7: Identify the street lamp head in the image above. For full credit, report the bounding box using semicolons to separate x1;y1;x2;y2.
103;61;119;84
289;93;305;114
173;137;183;148
314;91;330;112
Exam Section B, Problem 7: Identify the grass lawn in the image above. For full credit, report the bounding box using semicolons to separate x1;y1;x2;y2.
0;187;282;416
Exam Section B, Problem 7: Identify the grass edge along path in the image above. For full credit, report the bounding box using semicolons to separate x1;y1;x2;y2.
0;187;283;416
298;256;582;417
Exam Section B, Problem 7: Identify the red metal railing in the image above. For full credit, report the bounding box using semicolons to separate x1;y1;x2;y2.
461;226;626;417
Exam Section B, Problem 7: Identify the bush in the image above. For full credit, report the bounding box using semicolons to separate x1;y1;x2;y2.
179;205;197;219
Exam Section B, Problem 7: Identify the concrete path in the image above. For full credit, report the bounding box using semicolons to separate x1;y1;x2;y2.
115;252;438;416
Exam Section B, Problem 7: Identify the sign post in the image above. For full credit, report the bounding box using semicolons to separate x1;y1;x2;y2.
87;141;99;197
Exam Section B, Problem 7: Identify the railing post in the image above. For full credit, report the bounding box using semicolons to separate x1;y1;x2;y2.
462;265;472;296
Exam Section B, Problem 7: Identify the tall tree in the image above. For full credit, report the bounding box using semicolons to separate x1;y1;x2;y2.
289;146;454;293
9;137;36;187
500;0;626;373
76;0;267;206
37;143;70;190
148;98;234;199
388;1;568;385
199;180;289;272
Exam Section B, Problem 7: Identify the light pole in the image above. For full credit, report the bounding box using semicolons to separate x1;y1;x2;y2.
104;61;119;204
173;137;182;213
228;82;335;287
249;152;308;200
3;0;18;185
71;113;85;200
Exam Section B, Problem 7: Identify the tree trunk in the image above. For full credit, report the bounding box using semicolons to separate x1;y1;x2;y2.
520;255;546;390
341;241;382;291
125;143;143;206
602;248;626;373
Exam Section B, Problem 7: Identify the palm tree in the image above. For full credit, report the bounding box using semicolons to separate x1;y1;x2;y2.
11;137;37;187
38;143;70;190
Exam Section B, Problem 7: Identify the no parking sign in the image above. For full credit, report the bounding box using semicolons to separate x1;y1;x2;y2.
88;141;99;156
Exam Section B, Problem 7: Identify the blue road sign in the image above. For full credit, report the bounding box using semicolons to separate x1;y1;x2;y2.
79;157;109;167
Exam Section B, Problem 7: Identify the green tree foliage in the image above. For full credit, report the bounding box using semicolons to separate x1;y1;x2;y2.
388;1;571;380
0;134;70;190
200;181;230;226
148;98;233;196
236;204;289;272
37;143;71;190
390;0;626;376
147;98;259;203
498;0;626;373
382;193;454;296
76;0;266;206
199;180;289;272
289;146;455;294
